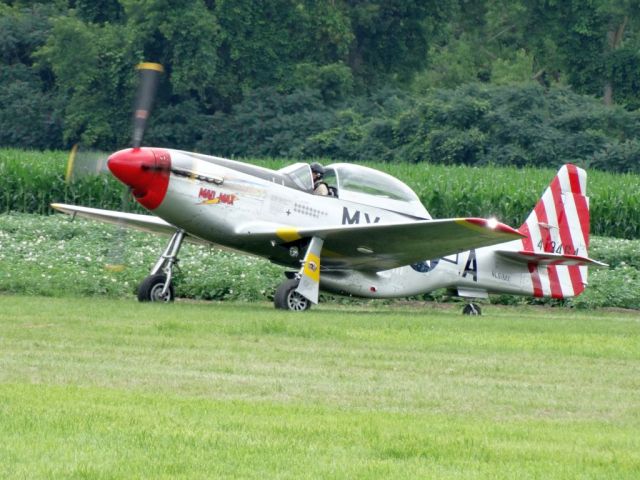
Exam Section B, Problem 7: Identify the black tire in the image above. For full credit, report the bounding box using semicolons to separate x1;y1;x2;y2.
462;303;481;316
274;278;311;311
137;274;175;302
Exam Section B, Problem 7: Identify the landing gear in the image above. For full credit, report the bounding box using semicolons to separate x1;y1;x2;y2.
137;273;175;302
462;303;482;315
273;235;324;311
274;278;311;311
137;229;185;303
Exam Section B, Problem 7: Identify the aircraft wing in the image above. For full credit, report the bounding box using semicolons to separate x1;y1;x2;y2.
239;218;524;271
51;203;181;238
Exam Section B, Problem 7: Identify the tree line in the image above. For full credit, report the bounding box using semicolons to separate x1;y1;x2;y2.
1;0;639;172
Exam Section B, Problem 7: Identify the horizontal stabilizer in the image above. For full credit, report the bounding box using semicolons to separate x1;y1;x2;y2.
497;250;607;267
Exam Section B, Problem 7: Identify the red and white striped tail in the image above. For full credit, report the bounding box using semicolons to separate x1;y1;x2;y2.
518;164;590;298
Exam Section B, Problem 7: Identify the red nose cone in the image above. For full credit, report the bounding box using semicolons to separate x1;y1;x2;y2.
107;147;171;210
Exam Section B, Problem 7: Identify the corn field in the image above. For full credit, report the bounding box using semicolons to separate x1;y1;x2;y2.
384;162;640;240
1;149;638;238
0;149;139;214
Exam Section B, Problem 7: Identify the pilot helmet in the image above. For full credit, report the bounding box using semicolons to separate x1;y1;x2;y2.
310;162;325;177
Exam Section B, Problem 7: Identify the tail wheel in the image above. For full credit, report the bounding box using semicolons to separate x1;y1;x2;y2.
274;278;311;311
462;303;481;315
138;273;175;302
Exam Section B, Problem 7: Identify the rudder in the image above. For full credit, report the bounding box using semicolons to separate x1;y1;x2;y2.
518;164;590;298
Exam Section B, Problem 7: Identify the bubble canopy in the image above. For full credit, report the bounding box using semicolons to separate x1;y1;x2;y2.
278;161;431;219
326;163;430;219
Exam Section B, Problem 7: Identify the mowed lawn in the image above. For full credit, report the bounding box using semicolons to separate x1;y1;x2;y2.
1;296;639;479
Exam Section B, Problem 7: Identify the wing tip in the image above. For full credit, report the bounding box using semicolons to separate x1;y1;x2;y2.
460;218;525;238
50;203;68;213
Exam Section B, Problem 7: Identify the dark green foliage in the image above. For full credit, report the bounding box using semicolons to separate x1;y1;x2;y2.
346;0;447;82
0;2;53;65
288;62;354;103
302;109;366;160
486;1;640;109
0;65;64;149
608;46;640;110
198;88;334;158
0;3;64;149
0;0;450;153
589;139;640;174
75;0;123;24
36;14;137;149
2;0;640;177
146;99;209;151
215;1;351;91
209;82;640;173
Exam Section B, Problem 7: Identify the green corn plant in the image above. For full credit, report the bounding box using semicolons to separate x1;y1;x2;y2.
1;149;639;238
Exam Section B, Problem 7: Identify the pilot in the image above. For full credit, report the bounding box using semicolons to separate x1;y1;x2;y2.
310;162;329;196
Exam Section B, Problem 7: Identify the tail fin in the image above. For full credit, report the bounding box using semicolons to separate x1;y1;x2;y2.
518;164;590;298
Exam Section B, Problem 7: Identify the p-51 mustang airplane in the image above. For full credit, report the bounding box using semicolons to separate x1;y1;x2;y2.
52;63;605;314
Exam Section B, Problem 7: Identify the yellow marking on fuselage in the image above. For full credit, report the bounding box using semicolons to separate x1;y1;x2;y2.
276;228;302;243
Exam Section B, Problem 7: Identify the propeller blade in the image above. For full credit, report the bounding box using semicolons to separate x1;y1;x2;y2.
65;143;78;184
106;61;164;270
65;143;110;184
104;187;131;272
131;62;164;148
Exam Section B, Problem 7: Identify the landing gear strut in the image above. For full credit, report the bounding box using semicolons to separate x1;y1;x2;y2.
273;235;324;311
138;229;185;302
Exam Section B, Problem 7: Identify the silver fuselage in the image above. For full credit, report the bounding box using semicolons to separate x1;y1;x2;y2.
149;150;544;300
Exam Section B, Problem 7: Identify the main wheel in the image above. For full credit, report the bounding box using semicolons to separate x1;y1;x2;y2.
137;273;175;302
274;278;311;311
462;303;481;315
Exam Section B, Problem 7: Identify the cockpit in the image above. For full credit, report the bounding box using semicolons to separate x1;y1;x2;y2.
279;162;431;219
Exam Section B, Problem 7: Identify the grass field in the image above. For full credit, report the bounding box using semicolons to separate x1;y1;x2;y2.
1;295;639;478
